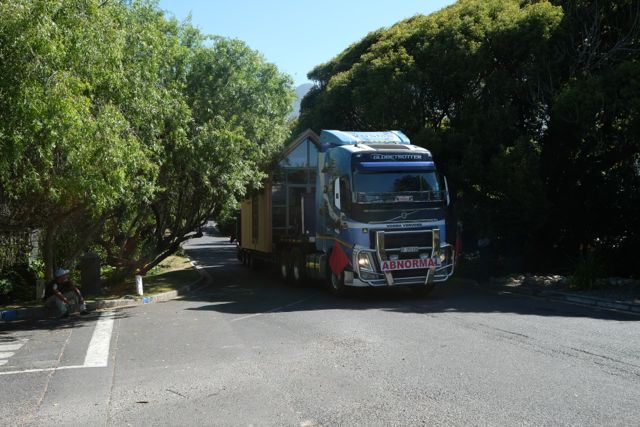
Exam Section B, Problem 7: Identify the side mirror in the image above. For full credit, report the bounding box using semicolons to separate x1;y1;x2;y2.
334;177;341;210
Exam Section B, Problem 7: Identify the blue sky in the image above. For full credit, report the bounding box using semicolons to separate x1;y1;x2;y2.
158;0;455;86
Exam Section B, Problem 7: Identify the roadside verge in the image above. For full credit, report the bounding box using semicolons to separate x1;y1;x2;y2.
1;257;212;322
486;276;640;317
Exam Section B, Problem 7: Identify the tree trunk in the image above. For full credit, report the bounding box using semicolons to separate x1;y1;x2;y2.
42;208;80;281
43;222;58;282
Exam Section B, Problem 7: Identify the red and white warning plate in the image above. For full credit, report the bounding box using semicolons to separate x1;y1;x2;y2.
380;258;439;271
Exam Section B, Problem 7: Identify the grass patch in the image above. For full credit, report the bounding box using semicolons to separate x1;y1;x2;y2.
91;255;200;301
0;255;201;311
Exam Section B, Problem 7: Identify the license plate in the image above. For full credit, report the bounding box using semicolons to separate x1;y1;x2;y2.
380;258;440;271
400;246;420;253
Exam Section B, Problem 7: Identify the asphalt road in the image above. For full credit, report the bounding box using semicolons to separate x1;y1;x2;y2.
1;228;639;426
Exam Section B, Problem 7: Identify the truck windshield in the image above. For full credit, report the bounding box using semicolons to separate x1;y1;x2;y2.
351;171;445;223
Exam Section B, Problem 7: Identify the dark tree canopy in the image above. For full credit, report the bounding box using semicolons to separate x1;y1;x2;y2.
296;0;640;276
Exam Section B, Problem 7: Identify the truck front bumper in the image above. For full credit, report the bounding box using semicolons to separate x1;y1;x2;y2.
348;230;455;287
345;260;455;288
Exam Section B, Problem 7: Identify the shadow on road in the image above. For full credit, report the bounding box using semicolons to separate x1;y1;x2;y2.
0;310;131;335
183;230;639;323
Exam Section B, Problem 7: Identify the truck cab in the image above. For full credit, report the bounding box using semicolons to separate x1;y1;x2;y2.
312;130;454;294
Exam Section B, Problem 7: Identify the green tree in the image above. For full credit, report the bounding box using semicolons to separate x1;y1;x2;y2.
97;28;295;280
298;0;640;275
0;0;158;280
298;0;563;270
1;0;295;289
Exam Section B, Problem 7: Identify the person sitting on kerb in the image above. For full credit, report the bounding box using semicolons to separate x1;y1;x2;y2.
44;268;89;318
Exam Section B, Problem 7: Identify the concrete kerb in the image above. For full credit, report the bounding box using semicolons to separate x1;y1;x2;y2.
492;285;640;317
545;291;640;315
1;257;213;323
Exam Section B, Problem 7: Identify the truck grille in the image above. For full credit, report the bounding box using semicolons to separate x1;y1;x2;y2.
391;270;429;279
379;231;433;250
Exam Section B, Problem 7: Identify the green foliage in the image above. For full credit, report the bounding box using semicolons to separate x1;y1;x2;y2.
0;0;295;290
570;250;606;290
544;60;640;264
297;0;640;276
0;261;40;304
216;208;239;239
0;278;12;299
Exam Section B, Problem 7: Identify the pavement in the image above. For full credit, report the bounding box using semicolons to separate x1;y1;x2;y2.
497;287;640;315
486;278;640;317
1;261;212;323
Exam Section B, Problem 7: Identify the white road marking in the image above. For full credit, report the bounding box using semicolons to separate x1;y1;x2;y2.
0;364;86;375
0;340;27;369
83;311;115;367
231;294;319;323
0;343;25;351
0;311;116;376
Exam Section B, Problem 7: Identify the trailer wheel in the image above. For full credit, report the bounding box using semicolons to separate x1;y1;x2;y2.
279;251;291;283
291;249;305;286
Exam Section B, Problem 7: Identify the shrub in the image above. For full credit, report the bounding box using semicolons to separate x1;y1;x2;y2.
570;251;606;290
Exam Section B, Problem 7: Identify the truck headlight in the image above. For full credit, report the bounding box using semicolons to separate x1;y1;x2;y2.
438;247;452;264
357;252;373;270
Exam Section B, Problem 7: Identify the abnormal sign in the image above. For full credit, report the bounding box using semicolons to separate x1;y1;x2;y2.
381;258;440;271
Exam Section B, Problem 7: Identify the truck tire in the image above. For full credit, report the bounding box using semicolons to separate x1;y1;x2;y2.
279;251;291;283
326;268;347;296
291;249;305;286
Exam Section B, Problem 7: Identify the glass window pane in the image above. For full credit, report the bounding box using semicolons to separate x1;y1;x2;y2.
279;142;308;168
309;142;318;167
273;169;286;184
288;187;307;231
272;185;286;205
287;169;307;184
272;206;286;228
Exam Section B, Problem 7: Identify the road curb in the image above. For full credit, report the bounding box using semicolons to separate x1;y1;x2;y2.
1;256;212;323
491;286;640;316
543;291;640;314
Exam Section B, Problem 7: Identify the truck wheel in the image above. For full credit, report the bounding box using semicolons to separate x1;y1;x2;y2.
291;249;305;286
279;251;291;283
327;269;347;296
